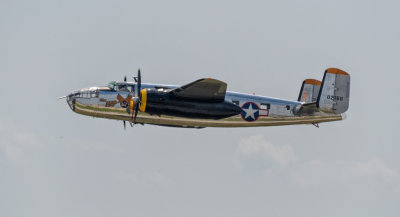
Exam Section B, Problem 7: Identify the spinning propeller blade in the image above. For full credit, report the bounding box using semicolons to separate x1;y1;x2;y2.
134;68;141;124
121;68;143;128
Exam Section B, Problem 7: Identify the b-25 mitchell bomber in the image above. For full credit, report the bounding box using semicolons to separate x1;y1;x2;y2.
62;68;350;129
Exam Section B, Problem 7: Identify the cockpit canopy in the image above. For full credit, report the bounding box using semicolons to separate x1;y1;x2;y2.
107;81;134;92
107;81;116;90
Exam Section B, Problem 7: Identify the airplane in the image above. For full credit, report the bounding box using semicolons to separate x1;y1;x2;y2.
61;68;350;129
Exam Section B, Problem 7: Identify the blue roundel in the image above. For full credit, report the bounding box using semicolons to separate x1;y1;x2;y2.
241;102;260;122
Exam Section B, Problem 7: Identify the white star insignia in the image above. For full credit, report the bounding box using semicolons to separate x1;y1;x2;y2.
243;104;257;120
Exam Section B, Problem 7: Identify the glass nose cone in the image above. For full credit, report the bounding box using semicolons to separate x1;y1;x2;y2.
66;91;79;111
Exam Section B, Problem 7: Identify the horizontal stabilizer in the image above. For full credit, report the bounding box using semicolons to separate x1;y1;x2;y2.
295;102;319;115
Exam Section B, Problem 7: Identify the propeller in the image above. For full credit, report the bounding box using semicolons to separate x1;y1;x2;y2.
133;68;142;124
122;68;143;129
122;75;131;129
123;75;128;130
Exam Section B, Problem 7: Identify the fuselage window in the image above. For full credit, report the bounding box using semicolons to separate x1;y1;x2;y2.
261;103;270;110
286;105;290;110
80;91;89;98
91;90;99;98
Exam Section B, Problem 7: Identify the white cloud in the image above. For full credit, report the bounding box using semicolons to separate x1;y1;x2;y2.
234;134;400;190
234;134;296;171
351;158;400;182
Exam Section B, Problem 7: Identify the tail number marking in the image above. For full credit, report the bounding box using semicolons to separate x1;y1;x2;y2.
327;95;344;101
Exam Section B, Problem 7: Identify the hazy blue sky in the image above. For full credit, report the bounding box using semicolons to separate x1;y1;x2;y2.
0;0;399;216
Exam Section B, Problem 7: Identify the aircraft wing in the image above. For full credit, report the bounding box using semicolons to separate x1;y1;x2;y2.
169;78;227;102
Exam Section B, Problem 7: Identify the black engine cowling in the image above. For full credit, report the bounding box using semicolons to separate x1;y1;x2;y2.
140;89;241;119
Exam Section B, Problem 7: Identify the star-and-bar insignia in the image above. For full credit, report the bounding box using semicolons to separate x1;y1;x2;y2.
241;102;260;122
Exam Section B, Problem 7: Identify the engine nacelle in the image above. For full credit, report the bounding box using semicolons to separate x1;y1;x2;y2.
139;89;242;119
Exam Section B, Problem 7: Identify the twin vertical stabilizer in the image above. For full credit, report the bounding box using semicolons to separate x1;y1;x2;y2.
317;68;350;114
298;79;322;103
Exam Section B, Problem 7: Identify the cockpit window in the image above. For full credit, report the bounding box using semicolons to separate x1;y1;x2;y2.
108;81;116;90
107;81;134;92
118;84;129;92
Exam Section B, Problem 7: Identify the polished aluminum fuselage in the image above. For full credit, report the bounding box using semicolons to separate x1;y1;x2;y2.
66;83;342;128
